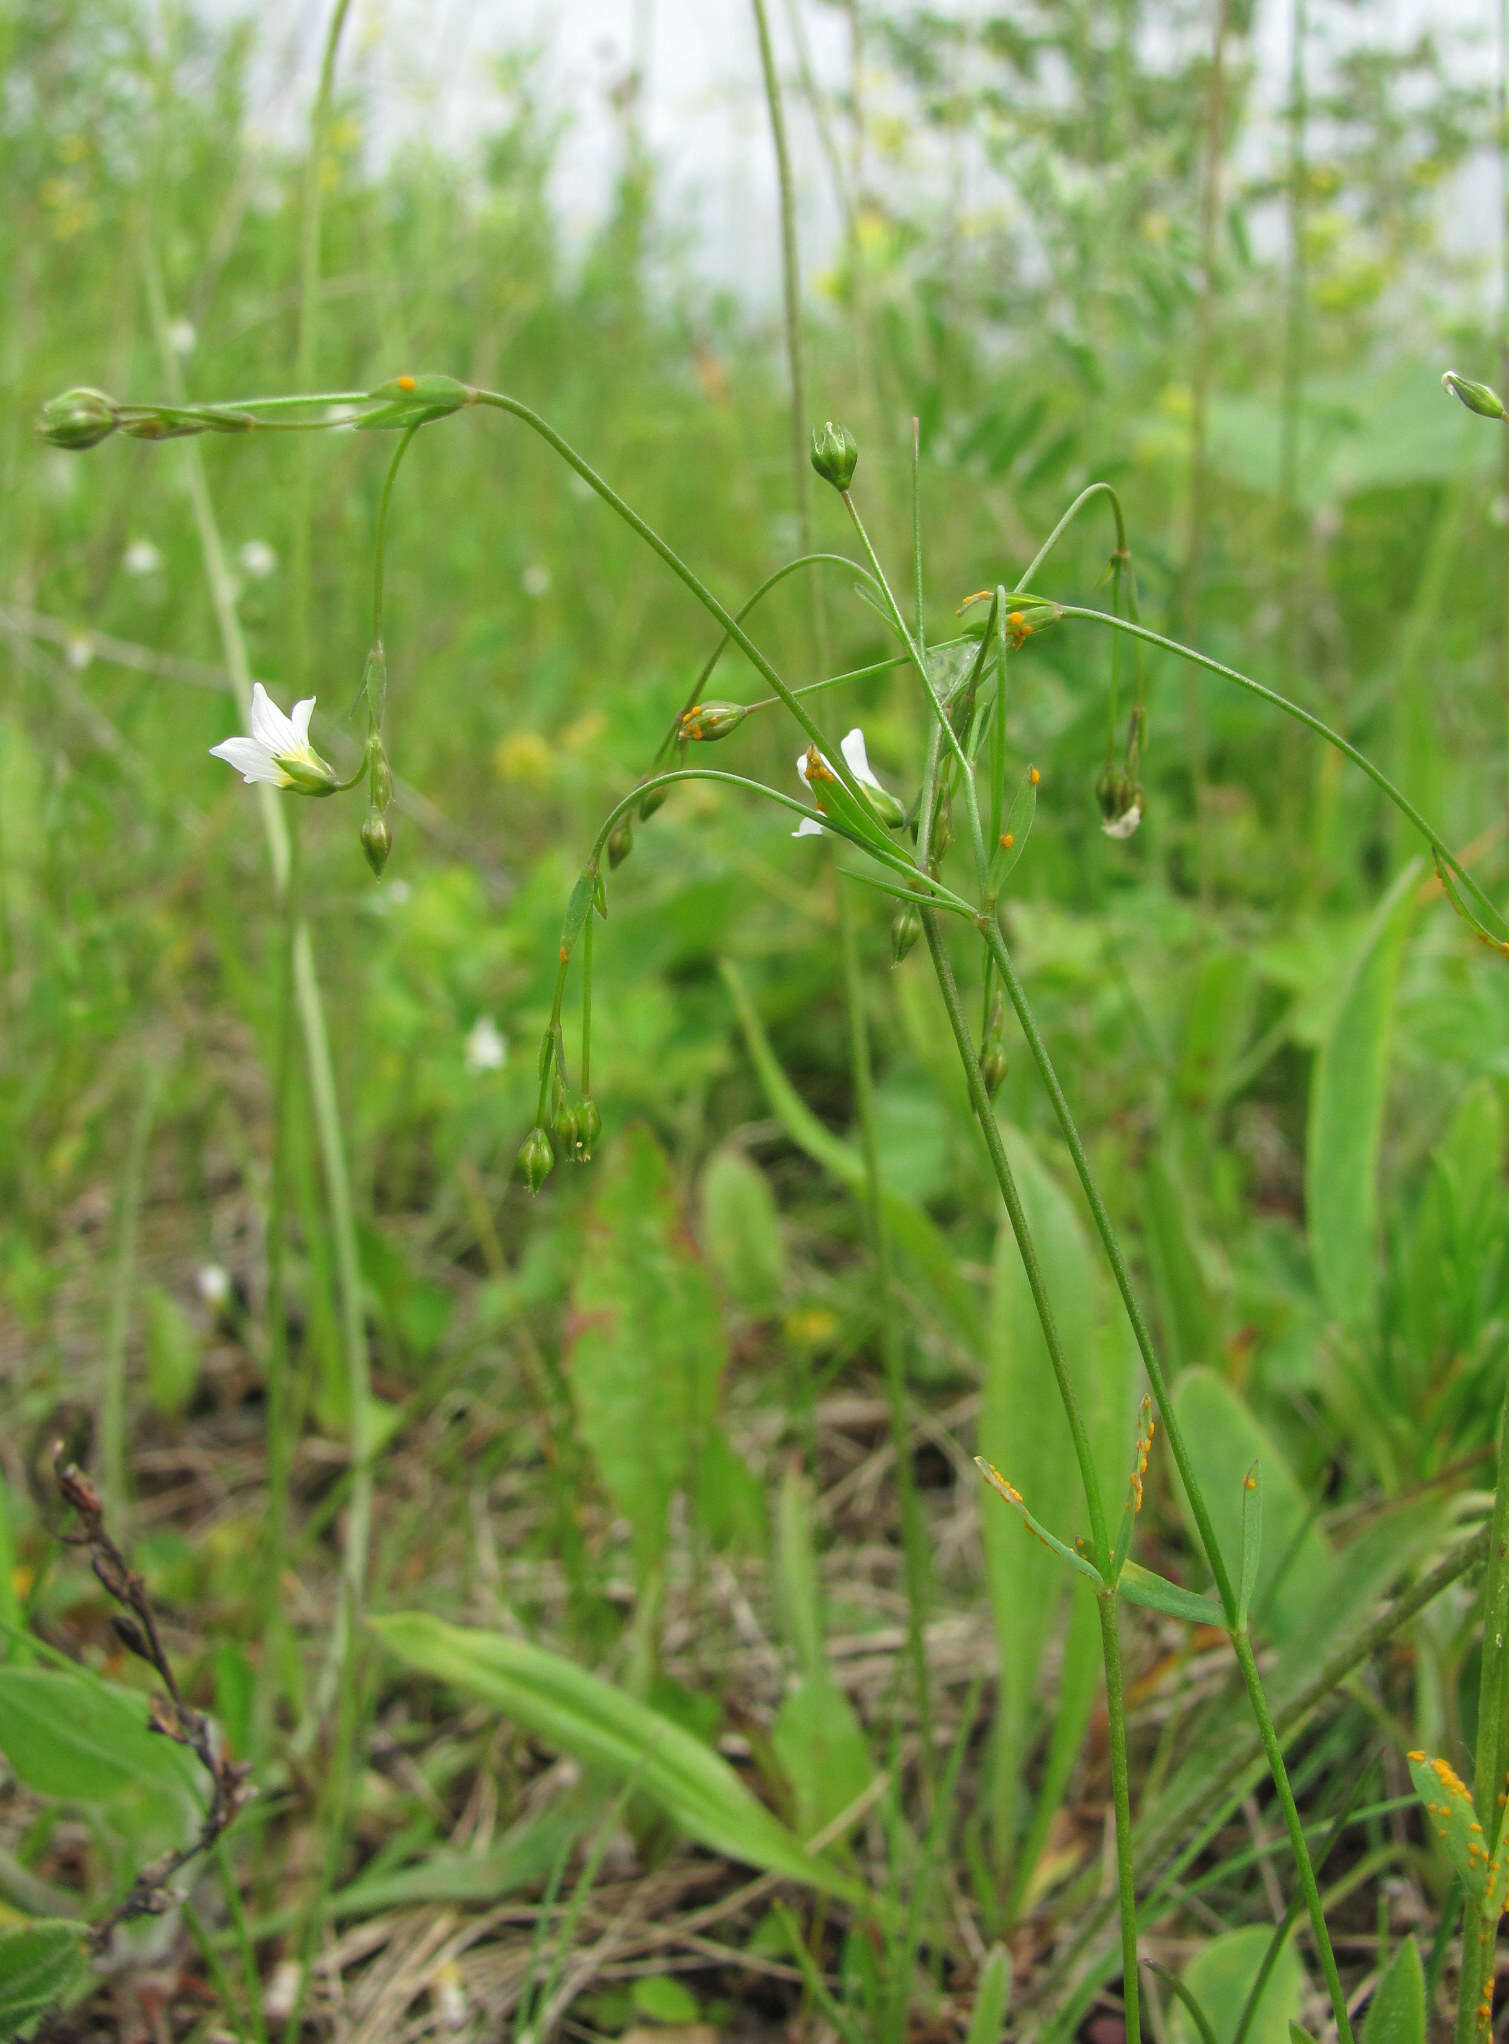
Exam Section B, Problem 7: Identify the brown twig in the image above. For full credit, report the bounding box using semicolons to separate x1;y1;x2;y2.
54;1456;254;1953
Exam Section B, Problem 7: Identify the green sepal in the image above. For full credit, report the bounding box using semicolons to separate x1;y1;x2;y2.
357;373;472;429
1117;1559;1224;1627
1431;847;1509;951
974;1457;1103;1590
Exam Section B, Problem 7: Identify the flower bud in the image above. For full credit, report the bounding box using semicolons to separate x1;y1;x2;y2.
677;700;749;743
607;818;634;868
1443;370;1506;421
368;740;393;813
639;783;669;823
517;1126;554;1193
860;782;908;831
360;810;393;877
577;1097;602;1158
38;387;119;450
891;907;921;964
552;1095;583;1152
981;1036;1009;1098
810;419;858;491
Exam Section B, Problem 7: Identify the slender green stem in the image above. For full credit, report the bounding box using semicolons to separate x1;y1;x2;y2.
837;881;933;1788
1061;606;1504;935
1096;1595;1141;2044
470;390;877;819
742;637;967;717
919;910;1135;2030
260;818;302;1712
981;921;1352;2044
372;419;423;644
1017;480;1128;589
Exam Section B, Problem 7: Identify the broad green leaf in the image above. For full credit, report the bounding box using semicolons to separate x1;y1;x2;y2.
771;1677;875;1841
1171;1926;1306;2044
965;1945;1012;2044
1170;1370;1331;1647
0;1920;88;2033
692;1428;766;1553
372;1613;867;1907
144;1284;202;1418
632;1975;701;2024
1362;1936;1425;2044
568;1124;725;1578
0;1668;203;1808
720;961;982;1350
1306;864;1417;1325
698;1146;785;1314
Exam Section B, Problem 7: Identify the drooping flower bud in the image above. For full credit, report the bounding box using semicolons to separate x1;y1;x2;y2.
360;810;393;877
639;783;669;822
552;1095;583;1154
891;906;921;964
517;1126;554;1193
810;419;859;491
607;818;634;868
38;387;119;450
577;1097;602;1159
677;700;749;744
981;1035;1009;1098
1443;370;1507;421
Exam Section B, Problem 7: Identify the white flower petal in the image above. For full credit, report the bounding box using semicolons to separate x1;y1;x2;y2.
289;697;316;745
210;735;288;785
248;682;296;755
796;749;815;788
1101;802;1142;841
793;816;825;837
841;727;882;789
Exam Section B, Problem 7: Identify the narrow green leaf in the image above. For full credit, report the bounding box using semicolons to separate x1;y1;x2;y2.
771;1677;875;1841
975;1458;1102;1590
0;1920;88;2032
775;1464;827;1685
1406;1751;1491;1906
1118;1560;1225;1628
1238;1461;1263;1632
371;1613;867;1907
965;1945;1013;2044
559;865;599;962
699;1146;786;1315
1361;1936;1425;2044
986;771;1037;891
1306;864;1418;1324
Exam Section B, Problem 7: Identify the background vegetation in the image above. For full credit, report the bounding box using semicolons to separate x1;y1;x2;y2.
4;1;1509;2039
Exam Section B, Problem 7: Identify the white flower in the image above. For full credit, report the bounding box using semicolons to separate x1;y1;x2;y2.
167;318;197;357
522;562;551;598
209;682;337;793
1101;801;1142;840
238;539;277;580
122;538;162;577
793;726;887;837
196;1263;231;1308
464;1015;507;1073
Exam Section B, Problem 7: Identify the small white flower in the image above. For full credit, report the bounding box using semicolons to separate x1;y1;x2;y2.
196;1263;231;1308
167;318;197;357
122;538;162;577
464;1015;507;1073
238;539;277;580
793;726;886;837
209;682;337;793
65;631;92;672
521;562;551;598
1101;801;1142;840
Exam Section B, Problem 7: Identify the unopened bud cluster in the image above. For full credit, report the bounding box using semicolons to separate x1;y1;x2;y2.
810;419;858;491
1442;370;1507;422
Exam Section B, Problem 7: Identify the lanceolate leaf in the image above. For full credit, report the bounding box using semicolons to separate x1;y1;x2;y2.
0;1920;89;2033
371;1614;868;1908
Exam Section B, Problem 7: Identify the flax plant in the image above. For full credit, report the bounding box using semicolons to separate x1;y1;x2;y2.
40;354;1509;2039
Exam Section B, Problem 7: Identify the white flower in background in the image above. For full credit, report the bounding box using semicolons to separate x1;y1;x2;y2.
238;539;277;580
65;631;92;672
793;726;888;837
464;1015;507;1074
123;538;162;577
196;1263;231;1309
209;682;337;793
1101;802;1142;841
521;562;551;598
167;318;197;357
